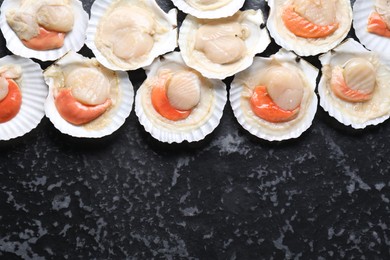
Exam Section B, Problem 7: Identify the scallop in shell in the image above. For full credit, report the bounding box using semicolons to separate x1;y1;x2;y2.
44;51;134;138
266;0;352;56
354;0;390;59
230;48;318;141
86;0;178;71
0;0;88;61
0;55;47;141
179;9;271;79
135;51;227;143
171;0;245;19
318;38;390;129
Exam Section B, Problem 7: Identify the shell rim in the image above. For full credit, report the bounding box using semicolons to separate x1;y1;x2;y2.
266;0;353;56
0;0;89;61
178;10;271;80
135;51;228;144
43;51;135;139
0;55;48;141
229;49;319;141
318;38;390;129
85;0;178;71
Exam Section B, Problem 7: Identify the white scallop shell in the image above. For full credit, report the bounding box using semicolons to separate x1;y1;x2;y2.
353;0;390;59
0;55;47;141
230;48;318;141
86;0;178;71
171;0;245;19
179;10;271;79
318;38;390;129
135;51;227;143
266;0;352;56
0;0;89;61
44;52;134;138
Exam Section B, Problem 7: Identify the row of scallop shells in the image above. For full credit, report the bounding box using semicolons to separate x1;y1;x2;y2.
1;0;389;143
3;39;389;142
0;0;388;63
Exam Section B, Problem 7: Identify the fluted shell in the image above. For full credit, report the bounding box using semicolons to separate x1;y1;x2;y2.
354;0;390;59
267;0;352;56
0;0;88;61
86;0;178;71
230;48;318;141
179;9;270;79
0;55;47;141
318;38;390;129
44;51;134;138
135;51;227;143
171;0;245;19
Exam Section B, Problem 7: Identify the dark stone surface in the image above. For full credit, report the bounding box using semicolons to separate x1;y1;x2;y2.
1;0;390;259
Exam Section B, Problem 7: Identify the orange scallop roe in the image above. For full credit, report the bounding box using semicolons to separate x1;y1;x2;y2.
22;27;65;51
55;89;112;125
0;79;22;123
282;6;339;38
250;85;300;123
151;74;191;121
367;12;390;38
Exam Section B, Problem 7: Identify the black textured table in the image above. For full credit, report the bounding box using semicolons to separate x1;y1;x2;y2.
1;0;390;259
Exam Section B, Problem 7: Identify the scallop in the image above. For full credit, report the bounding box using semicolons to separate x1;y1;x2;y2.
354;0;390;59
0;55;47;141
267;0;352;56
179;9;271;79
230;48;318;141
135;52;227;143
166;71;201;111
43;51;134;138
0;0;88;61
171;0;245;19
319;39;390;129
86;0;178;71
36;5;74;32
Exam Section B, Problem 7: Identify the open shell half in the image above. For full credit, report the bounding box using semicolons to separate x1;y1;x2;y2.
44;51;134;138
0;0;88;61
230;48;318;141
0;55;47;141
318;38;390;129
135;51;227;143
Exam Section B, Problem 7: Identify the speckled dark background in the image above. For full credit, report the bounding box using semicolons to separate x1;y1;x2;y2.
1;0;390;259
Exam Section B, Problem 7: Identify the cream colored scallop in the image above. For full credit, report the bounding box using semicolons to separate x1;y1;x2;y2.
263;66;304;111
167;71;201;110
99;6;156;60
195;21;247;65
65;67;111;106
112;31;154;60
375;0;390;26
179;9;271;79
100;6;155;36
0;64;22;79
36;5;74;32
0;77;9;101
6;11;39;40
195;21;247;48
343;58;376;93
293;0;337;26
90;0;177;71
